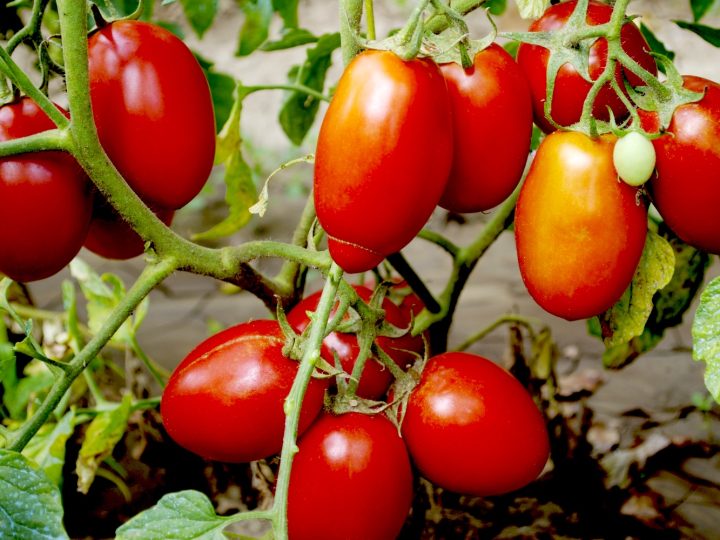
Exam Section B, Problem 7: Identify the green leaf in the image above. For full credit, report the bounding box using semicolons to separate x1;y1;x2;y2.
115;490;234;540
206;71;236;132
0;450;69;539
515;0;550;19
279;32;340;145
237;0;273;56
675;20;720;47
4;362;55;420
179;0;218;38
693;276;720;403
261;27;318;51
76;394;132;494
272;0;299;28
598;230;675;348
23;410;75;487
193;89;256;242
690;0;717;21
639;23;675;73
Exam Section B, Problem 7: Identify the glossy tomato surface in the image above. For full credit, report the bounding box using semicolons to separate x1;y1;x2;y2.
161;320;327;463
0;98;92;282
287;285;420;399
84;197;174;260
517;0;657;133
439;44;533;212
314;50;453;273
88;20;215;209
644;76;720;254
515;131;647;320
288;412;413;540
401;352;549;496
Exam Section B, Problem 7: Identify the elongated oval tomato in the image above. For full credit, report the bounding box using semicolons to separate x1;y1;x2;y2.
402;352;549;496
643;76;720;254
314;50;453;273
515;131;647;320
161;320;328;463
0;98;92;282
517;0;657;133
88;20;215;210
288;412;413;540
439;44;533;212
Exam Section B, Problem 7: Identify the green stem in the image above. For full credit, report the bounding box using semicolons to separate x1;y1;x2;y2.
244;83;331;102
6;0;50;55
130;335;168;388
340;0;364;65
426;0;485;33
454;314;541;352
272;262;344;539
418;229;460;256
0;129;70;158
7;258;177;452
83;369;109;406
364;0;376;41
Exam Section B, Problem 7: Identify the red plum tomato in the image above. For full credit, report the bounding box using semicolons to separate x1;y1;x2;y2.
161;320;328;463
287;285;420;400
88;20;215;209
288;412;413;540
402;352;549;496
517;0;657;133
0;98;92;282
642;76;720;254
439;44;533;212
314;50;453;273
515;131;647;320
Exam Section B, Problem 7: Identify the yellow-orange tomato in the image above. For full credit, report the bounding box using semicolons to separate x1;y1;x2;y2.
515;132;647;320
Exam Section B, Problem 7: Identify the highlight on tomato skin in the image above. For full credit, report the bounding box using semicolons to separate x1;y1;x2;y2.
314;49;453;274
160;319;328;463
514;131;648;321
401;352;550;497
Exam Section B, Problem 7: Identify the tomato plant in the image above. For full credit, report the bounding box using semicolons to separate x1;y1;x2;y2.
314;49;453;273
439;43;533;212
161;320;328;463
516;0;657;132
287;412;413;540
0;98;92;282
401;352;549;496
88;20;215;210
515;131;648;320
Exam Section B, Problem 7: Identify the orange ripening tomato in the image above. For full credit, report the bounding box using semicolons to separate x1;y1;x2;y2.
515;131;647;320
314;50;453;273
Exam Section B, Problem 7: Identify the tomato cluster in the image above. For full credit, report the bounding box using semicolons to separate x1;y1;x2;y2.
314;44;532;273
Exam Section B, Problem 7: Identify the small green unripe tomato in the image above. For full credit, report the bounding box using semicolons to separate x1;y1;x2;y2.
613;131;656;186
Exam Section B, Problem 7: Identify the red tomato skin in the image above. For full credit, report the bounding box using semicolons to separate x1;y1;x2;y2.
88;20;215;210
0;98;92;282
161;320;328;463
288;412;413;540
439;44;533;212
287;285;419;400
517;0;657;133
314;50;453;273
515;131;647;320
84;198;174;260
643;76;720;254
402;352;549;496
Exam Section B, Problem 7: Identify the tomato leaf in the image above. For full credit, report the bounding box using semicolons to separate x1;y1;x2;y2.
0;449;69;539
76;394;133;494
597;230;675;349
115;490;236;540
261;27;318;51
690;0;717;21
515;0;550;19
692;276;720;403
179;0;217;38
200;61;236;132
279;32;340;145
22;410;76;487
674;20;720;47
3;362;54;421
272;0;299;28
237;0;273;56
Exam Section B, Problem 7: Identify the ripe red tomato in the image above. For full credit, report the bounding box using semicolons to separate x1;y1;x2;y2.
642;76;720;254
84;197;174;260
288;412;413;540
88;20;215;210
401;352;549;496
439;44;533;212
515;131;647;320
161;320;328;463
287;285;420;399
314;50;453;273
516;0;657;133
0;98;92;282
